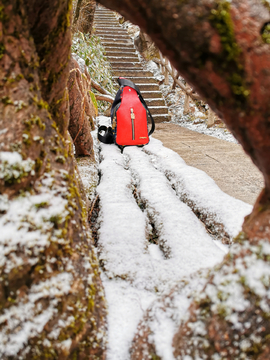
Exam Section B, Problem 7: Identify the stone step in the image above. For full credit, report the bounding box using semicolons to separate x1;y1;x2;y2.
100;39;133;46
94;25;123;30
94;19;120;27
98;34;131;41
94;15;118;20
137;83;160;91
111;81;160;92
106;56;139;62
144;98;166;106
113;69;153;77
151;114;171;123
95;12;115;16
101;41;134;48
141;90;163;99
95;13;117;17
110;62;142;69
105;48;137;55
95;12;117;16
148;106;169;115
112;76;158;84
95;29;127;35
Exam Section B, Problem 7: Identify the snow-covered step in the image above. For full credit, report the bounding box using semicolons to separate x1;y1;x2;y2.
95;13;117;17
95;29;128;36
110;62;143;69
136;83;160;91
94;25;125;31
95;16;118;19
105;47;137;54
101;39;133;46
144;98;167;106
106;56;139;62
98;34;132;41
106;51;137;57
141;90;164;99
113;69;153;77
110;58;141;65
101;41;134;48
151;114;171;123
113;76;159;84
148;106;169;115
95;26;126;31
95;20;119;24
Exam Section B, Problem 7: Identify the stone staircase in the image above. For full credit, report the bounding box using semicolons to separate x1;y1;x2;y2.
94;7;170;123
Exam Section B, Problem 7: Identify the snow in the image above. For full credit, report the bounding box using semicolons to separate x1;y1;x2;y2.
144;138;252;240
87;116;253;360
0;273;73;356
0;151;35;181
0;172;70;272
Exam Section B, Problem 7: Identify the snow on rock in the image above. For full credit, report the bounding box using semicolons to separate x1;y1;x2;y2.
144;138;252;241
77;157;99;204
0;273;73;357
0;151;35;182
101;274;156;360
131;270;209;360
0;171;69;273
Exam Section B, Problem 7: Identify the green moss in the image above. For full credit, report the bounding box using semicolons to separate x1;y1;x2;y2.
35;158;43;172
37;99;49;111
151;354;161;360
10;142;22;152
209;1;249;104
233;231;247;244
89;90;98;113
262;0;270;11
7;73;24;84
56;155;66;164
49;214;63;227
34;201;48;209
22;132;32;146
0;42;4;60
22;132;31;146
0;5;5;21
15;100;27;112
24;115;46;131
1;96;13;105
40;150;46;159
262;23;270;44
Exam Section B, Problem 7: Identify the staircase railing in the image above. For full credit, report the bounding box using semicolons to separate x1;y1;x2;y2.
155;52;216;126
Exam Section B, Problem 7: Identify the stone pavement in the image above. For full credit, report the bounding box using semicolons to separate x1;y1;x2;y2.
153;123;264;205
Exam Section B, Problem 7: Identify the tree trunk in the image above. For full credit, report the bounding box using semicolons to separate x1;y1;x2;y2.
0;1;106;358
68;56;95;157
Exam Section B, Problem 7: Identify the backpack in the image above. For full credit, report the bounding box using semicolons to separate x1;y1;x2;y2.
98;77;155;153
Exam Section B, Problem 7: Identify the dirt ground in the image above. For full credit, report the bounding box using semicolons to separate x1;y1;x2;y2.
153;123;264;205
